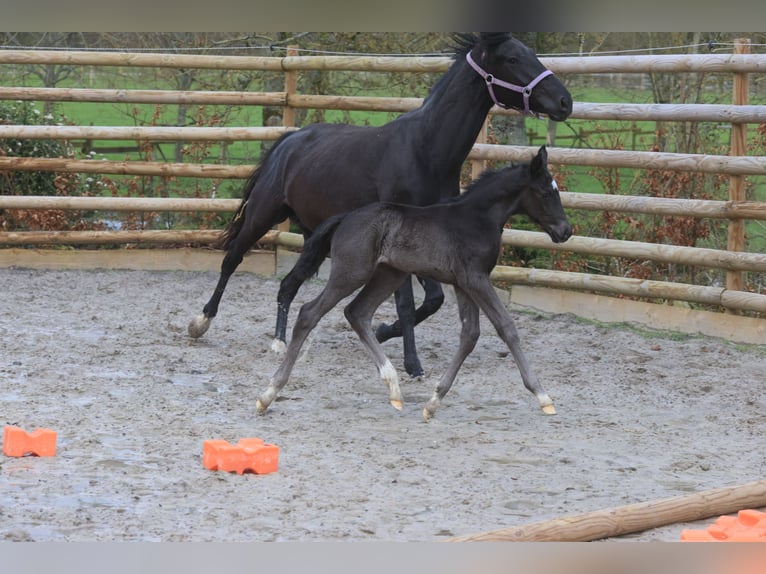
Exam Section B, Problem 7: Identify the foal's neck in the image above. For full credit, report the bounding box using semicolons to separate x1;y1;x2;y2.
461;170;530;231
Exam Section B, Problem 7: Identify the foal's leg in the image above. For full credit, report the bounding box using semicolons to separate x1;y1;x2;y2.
376;276;445;342
468;278;556;415
343;265;411;411
256;275;364;414
423;287;480;420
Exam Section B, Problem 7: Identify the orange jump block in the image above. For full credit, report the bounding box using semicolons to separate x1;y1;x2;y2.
3;425;57;457
681;509;766;542
203;438;279;475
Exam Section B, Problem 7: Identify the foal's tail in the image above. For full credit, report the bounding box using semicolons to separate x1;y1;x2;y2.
291;213;347;282
218;131;295;250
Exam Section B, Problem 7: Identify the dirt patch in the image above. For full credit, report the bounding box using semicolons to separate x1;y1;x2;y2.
1;267;764;541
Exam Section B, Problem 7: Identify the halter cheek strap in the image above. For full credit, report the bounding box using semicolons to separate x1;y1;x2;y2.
466;51;554;117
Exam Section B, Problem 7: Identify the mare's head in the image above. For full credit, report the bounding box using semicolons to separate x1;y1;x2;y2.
519;145;572;243
457;33;572;121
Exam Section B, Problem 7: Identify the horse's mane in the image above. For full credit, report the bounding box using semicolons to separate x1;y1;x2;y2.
419;33;513;107
440;162;525;205
451;33;512;58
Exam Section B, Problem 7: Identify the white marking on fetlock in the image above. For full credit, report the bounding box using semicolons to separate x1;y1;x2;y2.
271;338;287;355
187;315;211;338
538;393;556;415
257;386;278;414
423;395;440;420
379;360;403;410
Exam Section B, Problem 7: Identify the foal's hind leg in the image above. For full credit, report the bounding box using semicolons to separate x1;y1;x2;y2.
256;275;364;414
468;278;556;415
343;265;411;411
377;277;424;378
423;287;480;420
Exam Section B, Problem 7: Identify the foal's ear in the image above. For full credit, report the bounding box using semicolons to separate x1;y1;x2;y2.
531;145;548;175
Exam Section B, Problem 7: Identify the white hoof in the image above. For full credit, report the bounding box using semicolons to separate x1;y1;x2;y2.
188;315;211;339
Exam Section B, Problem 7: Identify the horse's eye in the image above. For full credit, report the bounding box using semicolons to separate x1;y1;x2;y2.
509;57;518;65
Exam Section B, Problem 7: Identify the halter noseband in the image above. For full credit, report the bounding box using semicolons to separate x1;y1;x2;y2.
466;51;553;117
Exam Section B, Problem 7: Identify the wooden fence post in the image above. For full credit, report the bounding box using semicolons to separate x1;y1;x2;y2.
277;45;299;234
726;38;750;294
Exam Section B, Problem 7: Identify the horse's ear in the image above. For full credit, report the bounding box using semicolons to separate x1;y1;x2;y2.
531;145;547;175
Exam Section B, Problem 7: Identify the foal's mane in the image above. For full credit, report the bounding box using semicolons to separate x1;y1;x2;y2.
440;162;526;205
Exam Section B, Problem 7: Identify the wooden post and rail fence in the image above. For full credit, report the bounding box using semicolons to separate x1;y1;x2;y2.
1;44;766;331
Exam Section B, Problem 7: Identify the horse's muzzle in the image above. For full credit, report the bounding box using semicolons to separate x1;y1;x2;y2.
548;223;573;244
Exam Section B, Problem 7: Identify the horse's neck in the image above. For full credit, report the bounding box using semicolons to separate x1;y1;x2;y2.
406;60;492;177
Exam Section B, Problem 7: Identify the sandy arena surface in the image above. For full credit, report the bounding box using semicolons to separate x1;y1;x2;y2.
0;266;764;541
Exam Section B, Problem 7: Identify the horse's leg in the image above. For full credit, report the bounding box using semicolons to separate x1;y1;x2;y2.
188;199;291;339
423;287;480;420
386;277;425;378
272;248;309;354
256;274;364;414
343;264;410;411
468;277;556;415
375;276;444;340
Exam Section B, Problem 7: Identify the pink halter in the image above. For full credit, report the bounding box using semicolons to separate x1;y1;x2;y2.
466;51;554;117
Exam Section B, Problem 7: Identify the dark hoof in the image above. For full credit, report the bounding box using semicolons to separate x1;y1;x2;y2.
405;361;424;379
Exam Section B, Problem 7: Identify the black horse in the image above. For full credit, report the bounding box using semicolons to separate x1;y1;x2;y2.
188;33;572;378
255;146;572;420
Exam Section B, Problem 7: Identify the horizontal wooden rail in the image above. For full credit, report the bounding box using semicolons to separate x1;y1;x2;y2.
471;145;766;176
0;86;287;106
4;86;765;124
0;125;293;142
1;142;764;180
502;229;766;272
0;196;240;212
3;193;766;222
2;50;766;74
0;228;303;248
490;266;766;313
0;157;251;178
562;192;766;220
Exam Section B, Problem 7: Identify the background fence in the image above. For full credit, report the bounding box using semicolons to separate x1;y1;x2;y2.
1;43;766;323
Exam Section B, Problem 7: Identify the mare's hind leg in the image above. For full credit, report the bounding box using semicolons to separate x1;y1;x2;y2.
187;200;291;339
423;287;480;420
272;248;308;354
375;277;445;378
375;277;425;378
467;277;556;415
257;273;364;414
343;265;411;411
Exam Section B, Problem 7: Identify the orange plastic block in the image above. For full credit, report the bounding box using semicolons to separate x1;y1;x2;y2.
203;438;279;475
681;509;766;542
3;425;57;457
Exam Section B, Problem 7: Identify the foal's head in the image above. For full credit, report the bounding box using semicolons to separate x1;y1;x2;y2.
520;145;572;244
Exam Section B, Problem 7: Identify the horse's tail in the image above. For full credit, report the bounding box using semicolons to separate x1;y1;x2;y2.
217;131;295;250
291;213;347;282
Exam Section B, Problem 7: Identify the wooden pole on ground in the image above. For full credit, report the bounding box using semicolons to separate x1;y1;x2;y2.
448;478;766;542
